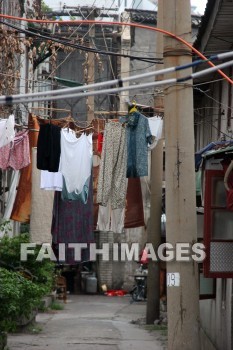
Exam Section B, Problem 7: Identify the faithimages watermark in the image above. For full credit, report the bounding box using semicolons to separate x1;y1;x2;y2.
20;242;206;262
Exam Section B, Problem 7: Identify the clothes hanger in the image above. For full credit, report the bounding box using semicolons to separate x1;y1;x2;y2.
75;125;94;135
128;100;138;114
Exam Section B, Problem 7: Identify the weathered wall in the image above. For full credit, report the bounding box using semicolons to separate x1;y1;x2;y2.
129;24;199;107
55;37;115;120
200;279;232;350
194;67;233;150
96;227;147;291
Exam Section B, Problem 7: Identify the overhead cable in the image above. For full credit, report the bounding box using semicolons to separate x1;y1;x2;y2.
1;54;233;106
3;51;233;104
0;20;161;64
0;13;232;84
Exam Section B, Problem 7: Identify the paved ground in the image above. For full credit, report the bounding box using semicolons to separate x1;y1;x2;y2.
7;294;167;350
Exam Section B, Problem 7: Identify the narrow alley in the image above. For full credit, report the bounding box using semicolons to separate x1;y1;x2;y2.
7;295;167;350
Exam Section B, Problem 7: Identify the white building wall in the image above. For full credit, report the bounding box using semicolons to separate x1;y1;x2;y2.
200;279;232;350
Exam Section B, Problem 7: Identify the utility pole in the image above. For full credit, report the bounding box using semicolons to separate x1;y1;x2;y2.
146;0;164;325
87;13;95;121
119;12;131;112
163;1;200;349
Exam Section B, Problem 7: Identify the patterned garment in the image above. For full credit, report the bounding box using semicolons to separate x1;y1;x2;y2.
51;174;94;263
0;130;30;170
97;121;127;210
120;112;153;177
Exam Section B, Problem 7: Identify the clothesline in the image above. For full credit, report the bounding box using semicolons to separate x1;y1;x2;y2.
1;51;233;106
30;106;71;113
94;111;128;115
0;112;162;256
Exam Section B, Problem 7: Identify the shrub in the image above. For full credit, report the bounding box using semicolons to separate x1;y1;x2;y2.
0;233;55;296
0;268;44;331
0;233;56;332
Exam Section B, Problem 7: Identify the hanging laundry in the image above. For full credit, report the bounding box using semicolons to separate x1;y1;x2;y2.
59;128;93;194
93;154;101;229
97;202;125;233
37;123;61;172
97;178;145;232
92;118;106;229
97;121;127;210
51;174;94;264
30;148;53;244
119;112;153;177
97;132;104;153
61;175;90;204
37;116;105;229
11;115;39;223
3;170;20;220
0;130;30;170
148;116;163;150
124;177;145;229
0;114;15;148
40;170;63;191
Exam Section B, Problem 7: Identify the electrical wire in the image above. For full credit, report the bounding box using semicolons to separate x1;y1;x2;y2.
43;0;125;95
0;14;232;84
0;52;227;103
43;5;98;84
1;54;233;106
193;77;225;87
17;19;168;56
194;110;233;140
194;86;233;114
0;20;161;64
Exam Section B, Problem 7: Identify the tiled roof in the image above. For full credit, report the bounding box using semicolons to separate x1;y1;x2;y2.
126;9;202;26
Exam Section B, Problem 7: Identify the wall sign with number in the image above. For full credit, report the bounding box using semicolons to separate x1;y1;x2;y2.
167;272;180;287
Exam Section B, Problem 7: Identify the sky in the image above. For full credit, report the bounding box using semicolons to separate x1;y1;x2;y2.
44;0;208;14
192;0;208;14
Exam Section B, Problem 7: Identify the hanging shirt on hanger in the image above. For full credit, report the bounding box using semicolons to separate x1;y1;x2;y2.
37;123;61;172
59;128;93;194
119;112;153;177
148;116;163;150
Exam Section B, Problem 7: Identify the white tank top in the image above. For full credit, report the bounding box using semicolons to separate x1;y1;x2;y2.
59;128;93;194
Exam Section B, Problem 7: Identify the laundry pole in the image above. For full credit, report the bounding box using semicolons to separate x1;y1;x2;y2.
146;0;164;325
163;1;200;349
87;13;95;121
119;12;131;112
